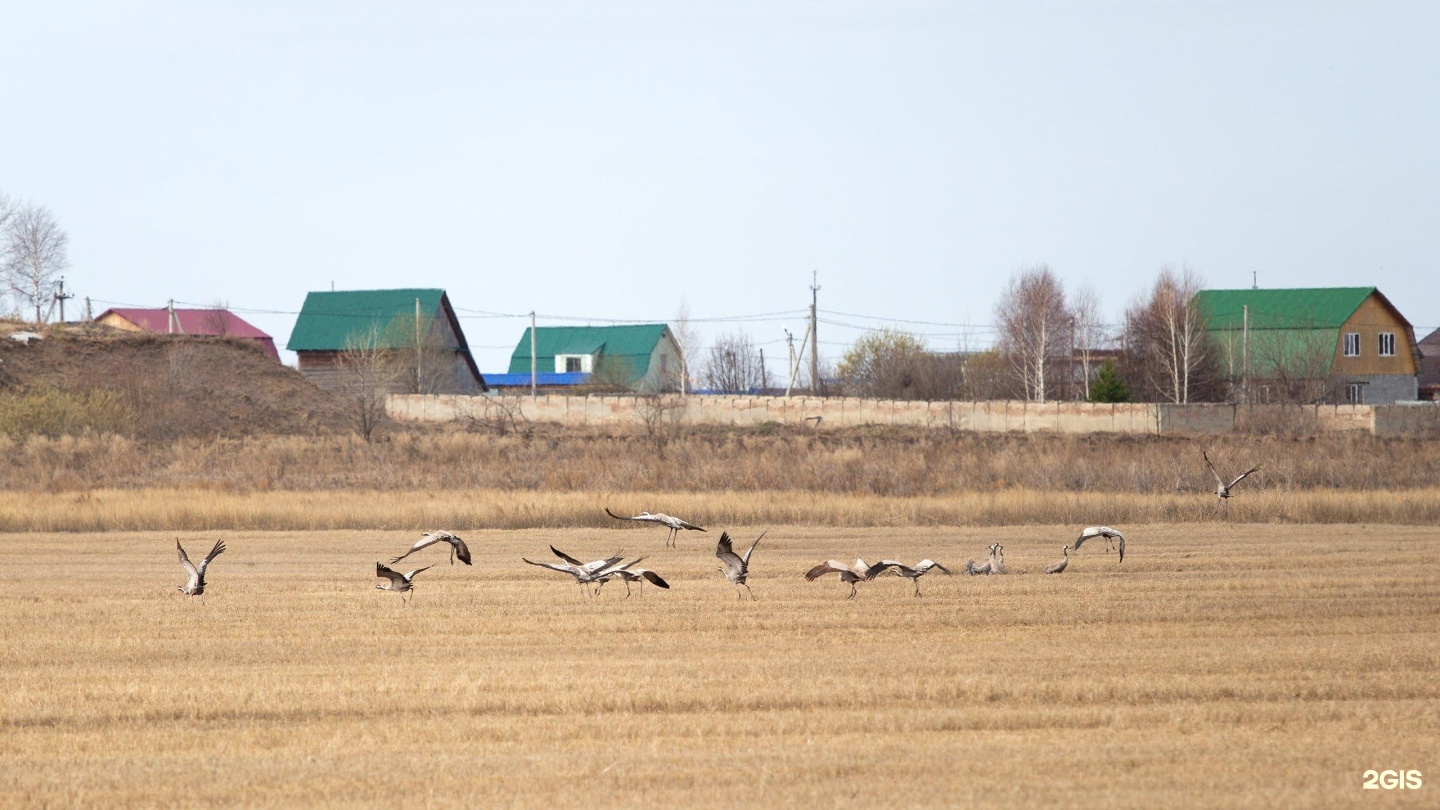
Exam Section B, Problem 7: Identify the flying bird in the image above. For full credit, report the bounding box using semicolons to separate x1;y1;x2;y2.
1204;451;1261;514
1073;526;1125;563
1045;545;1070;574
869;559;953;597
375;562;432;605
524;546;627;595
605;508;706;547
716;530;765;600
804;558;879;600
391;530;471;566
176;538;226;604
595;561;671;598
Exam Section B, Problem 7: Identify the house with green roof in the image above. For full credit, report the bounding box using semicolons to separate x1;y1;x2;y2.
501;324;682;393
287;288;485;394
1194;287;1419;404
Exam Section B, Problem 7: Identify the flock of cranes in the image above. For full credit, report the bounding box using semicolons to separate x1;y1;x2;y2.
174;451;1261;604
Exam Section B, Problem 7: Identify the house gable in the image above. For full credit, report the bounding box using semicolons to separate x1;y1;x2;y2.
506;324;676;389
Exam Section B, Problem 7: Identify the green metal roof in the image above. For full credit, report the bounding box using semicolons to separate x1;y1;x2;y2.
1195;287;1381;379
506;324;671;383
287;289;447;351
1194;287;1375;331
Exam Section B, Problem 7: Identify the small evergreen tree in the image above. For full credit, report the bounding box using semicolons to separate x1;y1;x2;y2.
1088;360;1131;403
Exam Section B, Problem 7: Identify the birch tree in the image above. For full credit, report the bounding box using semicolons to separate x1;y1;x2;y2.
995;265;1071;403
1123;264;1216;403
1069;283;1104;401
4;202;69;324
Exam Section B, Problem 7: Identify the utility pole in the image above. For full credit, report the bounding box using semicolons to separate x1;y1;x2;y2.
758;348;767;394
53;277;74;324
415;297;423;393
1242;304;1250;405
809;271;820;395
530;311;538;399
167;299;181;334
83;296;92;322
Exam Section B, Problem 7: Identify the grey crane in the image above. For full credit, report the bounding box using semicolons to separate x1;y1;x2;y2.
965;543;1002;576
1204;450;1261;514
1045;545;1070;574
716;530;765;600
605;508;706;548
391;530;472;566
523;546;627;595
595;560;671;598
1073;526;1125;563
176;538;226;604
870;559;953;597
375;562;432;604
804;558;879;600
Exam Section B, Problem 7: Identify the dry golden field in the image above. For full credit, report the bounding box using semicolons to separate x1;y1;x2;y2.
2;521;1437;808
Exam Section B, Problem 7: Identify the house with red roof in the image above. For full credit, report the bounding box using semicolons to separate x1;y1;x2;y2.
95;307;281;362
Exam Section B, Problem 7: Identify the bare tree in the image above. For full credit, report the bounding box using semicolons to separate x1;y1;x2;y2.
671;302;697;395
1123;264;1217;403
201;300;232;337
995;265;1071;402
5;202;69;325
1069;283;1105;401
336;324;400;442
701;331;765;394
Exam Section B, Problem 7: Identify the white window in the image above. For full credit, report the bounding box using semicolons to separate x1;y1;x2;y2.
1346;383;1365;404
555;354;593;373
1343;333;1360;357
1378;332;1396;357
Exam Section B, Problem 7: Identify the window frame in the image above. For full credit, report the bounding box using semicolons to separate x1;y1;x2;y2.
1378;332;1396;357
1346;383;1365;405
1342;332;1361;357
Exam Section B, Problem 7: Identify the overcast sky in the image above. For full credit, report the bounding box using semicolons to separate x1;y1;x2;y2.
4;1;1437;372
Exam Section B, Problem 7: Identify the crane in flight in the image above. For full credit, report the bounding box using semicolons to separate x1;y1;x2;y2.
176;538;226;604
605;508;706;547
804;558;880;600
1204;450;1261;515
375;562;432;605
716;530;765;600
391;530;471;566
1073;526;1125;563
524;546;628;596
869;559;953;597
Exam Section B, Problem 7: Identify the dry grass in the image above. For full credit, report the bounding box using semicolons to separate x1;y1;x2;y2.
5;486;1440;533
2;524;1437;808
5;429;1440;500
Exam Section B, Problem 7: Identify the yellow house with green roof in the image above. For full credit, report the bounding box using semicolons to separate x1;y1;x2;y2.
1194;287;1420;404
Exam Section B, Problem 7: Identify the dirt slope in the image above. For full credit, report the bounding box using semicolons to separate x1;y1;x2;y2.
0;322;345;438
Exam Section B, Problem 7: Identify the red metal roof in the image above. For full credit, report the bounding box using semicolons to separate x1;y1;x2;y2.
98;308;280;362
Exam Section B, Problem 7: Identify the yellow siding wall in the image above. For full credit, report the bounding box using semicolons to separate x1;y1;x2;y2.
96;313;143;332
1333;295;1417;375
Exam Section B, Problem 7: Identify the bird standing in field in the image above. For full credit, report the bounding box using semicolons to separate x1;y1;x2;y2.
523;546;627;596
375;562;432;605
716;530;765;600
804;559;879;600
1203;451;1261;515
870;559;953;597
1045;545;1070;574
391;530;471;566
965;544;1002;576
1073;526;1125;563
176;538;226;604
605;508;706;548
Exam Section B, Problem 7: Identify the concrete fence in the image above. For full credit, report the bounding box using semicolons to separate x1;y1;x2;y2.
386;394;1440;436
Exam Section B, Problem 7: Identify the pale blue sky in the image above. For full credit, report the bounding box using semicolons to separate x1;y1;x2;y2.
4;1;1437;372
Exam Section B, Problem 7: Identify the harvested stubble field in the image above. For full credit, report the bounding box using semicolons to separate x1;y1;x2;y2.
2;523;1437;808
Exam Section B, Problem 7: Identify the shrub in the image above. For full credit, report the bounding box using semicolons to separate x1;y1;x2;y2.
0;387;134;437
